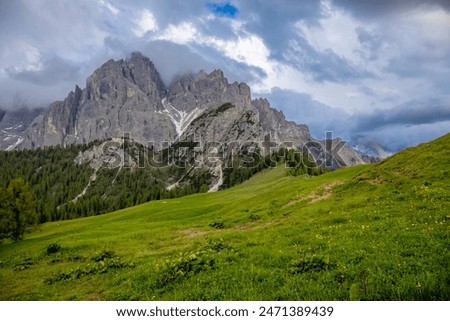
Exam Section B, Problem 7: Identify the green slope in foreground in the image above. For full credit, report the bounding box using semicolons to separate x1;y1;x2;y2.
0;134;449;300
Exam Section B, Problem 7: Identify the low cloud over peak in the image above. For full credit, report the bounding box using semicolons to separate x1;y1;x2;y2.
0;0;448;149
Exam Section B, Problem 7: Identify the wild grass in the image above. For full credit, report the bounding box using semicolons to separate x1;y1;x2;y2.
0;134;449;300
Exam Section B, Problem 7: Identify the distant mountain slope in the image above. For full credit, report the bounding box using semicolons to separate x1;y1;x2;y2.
353;141;392;159
0;108;45;151
0;133;448;300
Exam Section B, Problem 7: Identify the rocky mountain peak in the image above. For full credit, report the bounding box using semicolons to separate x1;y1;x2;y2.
209;69;224;79
166;68;251;114
13;52;366;169
85;58;123;101
66;85;82;107
21;53;175;148
84;52;165;103
124;51;166;98
129;51;146;60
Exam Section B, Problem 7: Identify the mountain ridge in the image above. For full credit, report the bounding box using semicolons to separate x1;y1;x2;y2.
14;52;364;168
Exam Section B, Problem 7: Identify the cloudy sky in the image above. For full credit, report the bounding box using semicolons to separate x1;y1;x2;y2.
0;0;449;150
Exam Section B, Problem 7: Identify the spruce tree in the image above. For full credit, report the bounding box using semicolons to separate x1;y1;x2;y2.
3;178;37;242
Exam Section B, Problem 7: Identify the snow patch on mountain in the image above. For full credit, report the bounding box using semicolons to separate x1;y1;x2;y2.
161;98;203;137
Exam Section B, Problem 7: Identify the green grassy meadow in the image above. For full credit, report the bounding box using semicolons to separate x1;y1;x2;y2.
0;134;449;300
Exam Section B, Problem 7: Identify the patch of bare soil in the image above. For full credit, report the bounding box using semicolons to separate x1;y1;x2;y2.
177;228;209;239
284;180;344;207
308;181;343;203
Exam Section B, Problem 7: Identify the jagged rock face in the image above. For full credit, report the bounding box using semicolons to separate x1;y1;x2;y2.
167;70;252;114
122;52;166;99
252;98;310;144
313;137;366;168
181;103;261;146
74;138;137;170
22;52;176;148
338;143;366;166
17;52;365;168
165;69;262;146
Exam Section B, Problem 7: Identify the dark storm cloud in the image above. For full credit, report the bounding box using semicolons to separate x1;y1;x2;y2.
0;0;448;150
353;100;450;131
332;0;450;18
355;27;383;61
345;100;450;150
261;87;450;151
236;0;324;60
102;37;264;86
231;1;374;84
6;57;80;85
260;87;350;138
307;48;373;83
284;38;373;83
386;52;450;79
350;121;450;151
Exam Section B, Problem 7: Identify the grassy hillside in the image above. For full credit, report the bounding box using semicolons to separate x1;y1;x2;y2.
0;134;449;300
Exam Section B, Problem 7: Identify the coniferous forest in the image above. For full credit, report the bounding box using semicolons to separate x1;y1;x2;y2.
0;142;208;223
1;141;318;225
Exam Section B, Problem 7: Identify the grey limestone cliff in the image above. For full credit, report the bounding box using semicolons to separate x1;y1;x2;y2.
18;52;364;168
22;52;175;148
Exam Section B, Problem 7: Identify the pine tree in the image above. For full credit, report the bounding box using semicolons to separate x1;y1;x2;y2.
0;187;12;243
1;178;37;242
199;184;209;193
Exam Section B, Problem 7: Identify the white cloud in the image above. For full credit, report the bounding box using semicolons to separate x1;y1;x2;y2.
0;0;448;149
99;0;119;15
409;8;450;43
386;8;450;64
22;43;43;72
211;35;271;70
296;9;361;63
157;21;273;74
157;22;198;44
4;42;43;74
134;9;158;37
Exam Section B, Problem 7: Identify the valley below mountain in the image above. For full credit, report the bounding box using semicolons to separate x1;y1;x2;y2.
0;53;448;302
0;132;448;300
